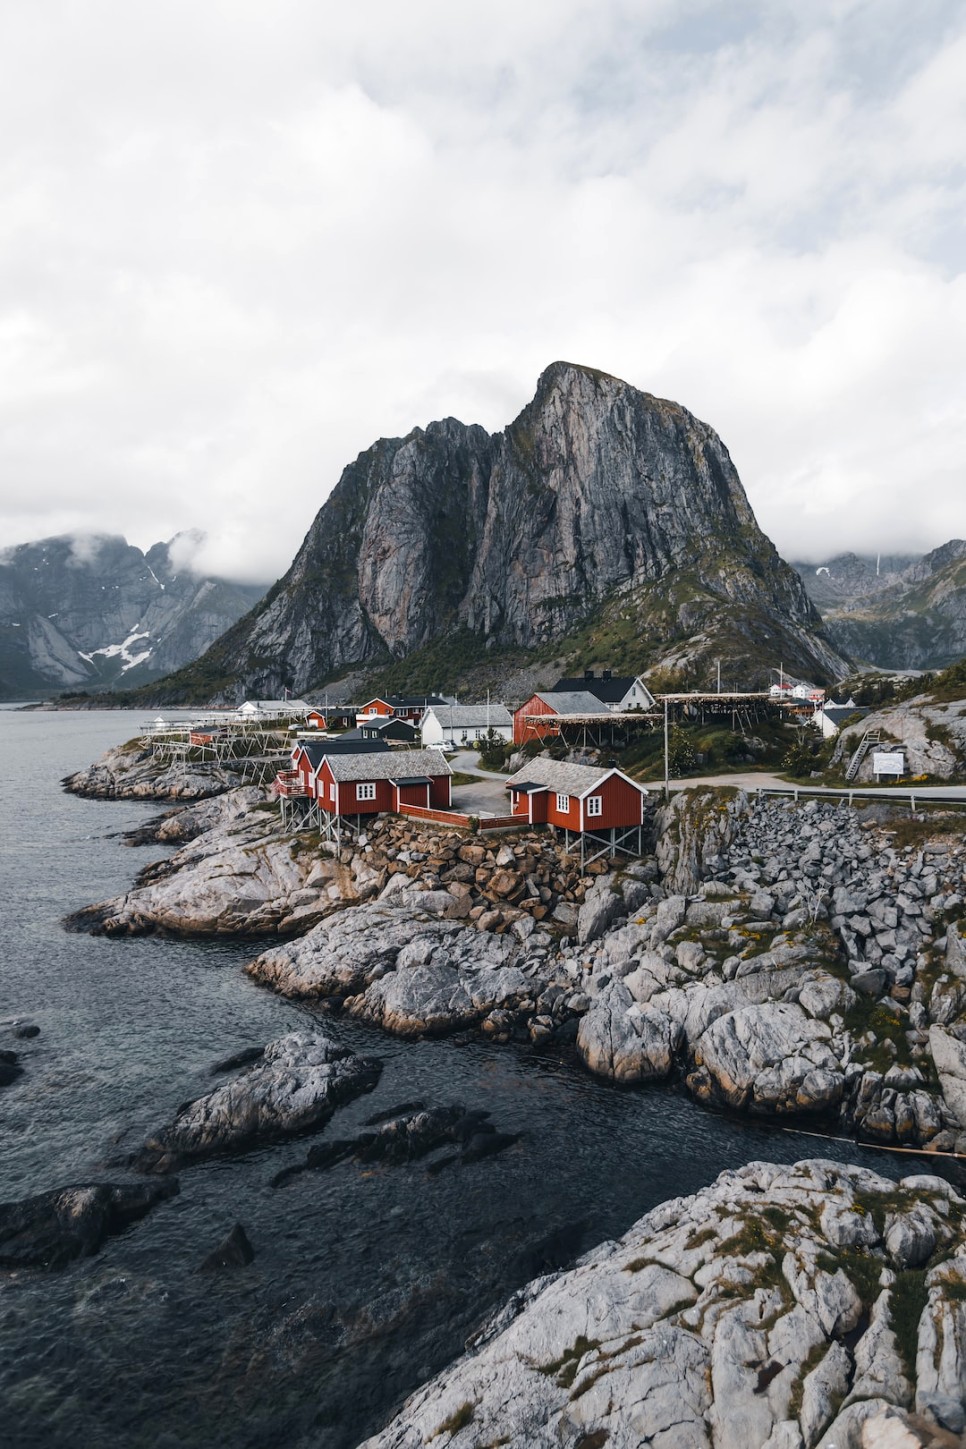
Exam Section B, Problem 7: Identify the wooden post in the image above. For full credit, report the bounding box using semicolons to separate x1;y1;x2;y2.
663;697;669;801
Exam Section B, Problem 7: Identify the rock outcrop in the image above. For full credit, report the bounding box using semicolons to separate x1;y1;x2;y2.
64;739;238;801
832;692;966;782
0;1179;179;1269
132;1031;381;1173
572;792;966;1148
65;807;380;936
153;361;848;701
272;1102;519;1186
359;1159;966;1449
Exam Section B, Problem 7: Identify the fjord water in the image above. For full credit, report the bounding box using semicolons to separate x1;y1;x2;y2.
2;709;960;1449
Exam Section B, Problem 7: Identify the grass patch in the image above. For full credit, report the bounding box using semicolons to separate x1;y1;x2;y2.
817;1247;883;1308
843;998;914;1072
538;1335;601;1389
432;1401;476;1437
891;1269;929;1382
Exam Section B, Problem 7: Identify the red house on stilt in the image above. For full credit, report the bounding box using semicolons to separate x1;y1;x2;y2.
505;757;649;864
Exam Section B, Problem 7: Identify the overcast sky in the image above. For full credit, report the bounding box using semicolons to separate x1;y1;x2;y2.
2;0;964;582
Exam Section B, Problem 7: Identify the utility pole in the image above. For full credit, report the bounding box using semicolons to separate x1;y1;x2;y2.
716;659;721;694
663;696;669;801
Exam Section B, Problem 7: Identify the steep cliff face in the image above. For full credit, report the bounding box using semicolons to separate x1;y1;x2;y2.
795;540;966;670
0;533;265;699
162;362;849;701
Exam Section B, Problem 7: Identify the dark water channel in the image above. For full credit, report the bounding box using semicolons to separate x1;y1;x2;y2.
1;709;961;1449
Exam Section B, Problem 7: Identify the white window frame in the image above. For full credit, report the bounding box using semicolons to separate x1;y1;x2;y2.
356;782;377;802
555;792;570;812
586;794;603;818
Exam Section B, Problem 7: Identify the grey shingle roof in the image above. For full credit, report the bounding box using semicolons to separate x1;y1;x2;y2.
506;756;646;797
326;749;453;783
425;704;512;729
529;690;612;715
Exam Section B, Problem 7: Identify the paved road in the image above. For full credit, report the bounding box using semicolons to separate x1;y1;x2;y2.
445;750;966;808
665;772;966;803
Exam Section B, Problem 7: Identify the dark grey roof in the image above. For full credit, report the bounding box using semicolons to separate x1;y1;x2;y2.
385;694;450;708
506;756;647;796
327;749;453;783
293;738;390;769
821;706;870;725
391;776;432;787
552;675;636;704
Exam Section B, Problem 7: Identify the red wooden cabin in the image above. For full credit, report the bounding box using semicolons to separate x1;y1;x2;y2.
314;748;453;818
505;758;647;831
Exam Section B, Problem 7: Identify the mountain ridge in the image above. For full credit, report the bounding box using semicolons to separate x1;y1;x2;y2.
0;532;267;699
145;362;849;704
793;541;966;670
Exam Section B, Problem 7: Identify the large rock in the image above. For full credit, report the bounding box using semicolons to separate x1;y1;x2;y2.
928;1025;966;1130
577;985;680;1083
357;1161;966;1449
65;810;376;937
0;1180;179;1269
250;900;546;1040
689;1002;845;1114
655;787;747;895
64;739;237;800
248;901;472;999
132;1032;381;1172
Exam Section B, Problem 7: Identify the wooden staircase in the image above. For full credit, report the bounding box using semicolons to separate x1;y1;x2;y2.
845;729;881;782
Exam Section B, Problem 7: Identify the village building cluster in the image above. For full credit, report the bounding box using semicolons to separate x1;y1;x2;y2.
149;667;871;852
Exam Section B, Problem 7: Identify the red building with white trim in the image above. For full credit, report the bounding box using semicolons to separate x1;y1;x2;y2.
505;757;647;833
311;748;453;819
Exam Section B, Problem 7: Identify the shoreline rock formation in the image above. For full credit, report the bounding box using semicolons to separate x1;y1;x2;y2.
132;1031;381;1173
65;762;966;1150
0;1179;180;1270
64;738;238;801
358;1158;966;1449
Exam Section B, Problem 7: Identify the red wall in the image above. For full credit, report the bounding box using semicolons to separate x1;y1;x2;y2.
513;694;557;745
593;773;646;828
429;774;451;808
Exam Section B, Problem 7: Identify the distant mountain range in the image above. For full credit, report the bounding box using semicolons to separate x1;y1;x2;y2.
0;532;266;700
149;361;850;704
793;541;966;671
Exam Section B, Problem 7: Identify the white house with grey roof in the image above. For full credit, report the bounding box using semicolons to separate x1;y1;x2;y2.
421;703;513;750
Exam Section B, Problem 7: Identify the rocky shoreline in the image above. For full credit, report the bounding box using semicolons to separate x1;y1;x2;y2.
41;740;966;1444
64;759;966;1154
359;1157;966;1449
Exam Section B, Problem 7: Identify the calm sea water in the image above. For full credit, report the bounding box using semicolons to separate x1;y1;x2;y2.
1;707;962;1449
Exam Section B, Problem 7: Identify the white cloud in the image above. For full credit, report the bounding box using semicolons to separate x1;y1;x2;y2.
0;0;963;582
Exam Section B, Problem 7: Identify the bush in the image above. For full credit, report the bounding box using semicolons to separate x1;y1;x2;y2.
477;728;509;771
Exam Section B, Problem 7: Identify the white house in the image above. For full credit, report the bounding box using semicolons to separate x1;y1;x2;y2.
235;699;308;721
812;700;867;739
551;672;656;711
421;703;513;750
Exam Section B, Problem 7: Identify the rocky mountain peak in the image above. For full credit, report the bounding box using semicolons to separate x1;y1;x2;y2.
153;365;849;702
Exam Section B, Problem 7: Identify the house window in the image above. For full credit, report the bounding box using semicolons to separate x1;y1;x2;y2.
356;782;376;801
330;781;336;801
587;795;603;817
556;793;570;812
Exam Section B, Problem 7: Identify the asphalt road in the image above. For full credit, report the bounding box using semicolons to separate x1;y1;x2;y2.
446;750;966;808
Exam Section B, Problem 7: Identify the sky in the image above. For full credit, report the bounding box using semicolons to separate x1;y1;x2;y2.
1;0;964;583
